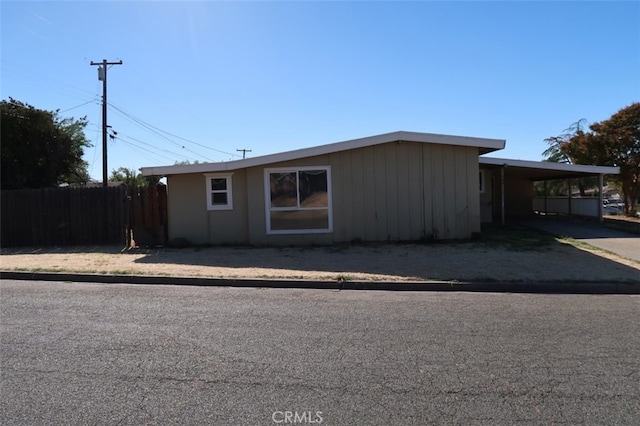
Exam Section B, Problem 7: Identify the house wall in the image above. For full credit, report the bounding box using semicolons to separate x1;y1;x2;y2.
167;141;482;245
167;171;249;245
166;174;208;244
504;176;533;216
329;142;480;242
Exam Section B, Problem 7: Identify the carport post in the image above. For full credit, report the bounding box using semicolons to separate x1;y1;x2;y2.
501;165;505;226
568;178;572;217
598;174;604;223
544;180;548;215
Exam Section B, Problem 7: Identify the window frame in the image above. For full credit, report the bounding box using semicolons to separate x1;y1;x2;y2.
204;173;234;211
264;166;333;235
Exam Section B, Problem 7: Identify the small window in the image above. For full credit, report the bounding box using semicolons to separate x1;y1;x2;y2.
479;170;486;193
265;166;332;234
205;173;233;210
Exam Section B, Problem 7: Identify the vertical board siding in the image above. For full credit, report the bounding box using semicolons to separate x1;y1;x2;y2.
160;142;482;246
167;174;208;244
325;141;478;243
406;143;425;240
372;145;389;241
467;151;481;232
442;146;457;239
454;146;469;239
245;166;266;244
430;145;446;239
361;146;378;242
333;151;351;242
350;149;366;241
207;169;249;245
384;143;400;240
396;142;412;240
421;145;434;238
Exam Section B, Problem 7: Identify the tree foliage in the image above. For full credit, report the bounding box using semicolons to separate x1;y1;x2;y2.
560;103;640;216
541;118;597;196
109;167;160;187
542;119;587;164
1;98;91;189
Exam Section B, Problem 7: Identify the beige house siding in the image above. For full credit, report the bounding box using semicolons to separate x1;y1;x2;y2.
166;174;208;244
166;141;481;245
167;171;249;245
330;142;480;242
207;170;249;244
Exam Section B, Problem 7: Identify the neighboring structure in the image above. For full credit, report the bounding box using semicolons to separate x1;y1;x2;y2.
141;131;619;246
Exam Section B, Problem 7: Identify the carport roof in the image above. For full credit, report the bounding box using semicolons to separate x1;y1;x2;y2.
479;157;619;181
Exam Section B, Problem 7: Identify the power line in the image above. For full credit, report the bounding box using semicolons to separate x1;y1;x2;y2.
59;98;100;114
117;136;184;164
116;132;197;162
108;105;215;162
107;101;240;158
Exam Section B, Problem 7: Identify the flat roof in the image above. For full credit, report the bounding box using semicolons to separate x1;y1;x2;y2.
479;157;619;180
141;131;506;176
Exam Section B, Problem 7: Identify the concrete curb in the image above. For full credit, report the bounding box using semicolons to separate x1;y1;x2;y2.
1;271;639;294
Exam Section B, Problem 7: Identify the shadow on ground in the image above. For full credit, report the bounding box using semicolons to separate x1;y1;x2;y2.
124;226;640;284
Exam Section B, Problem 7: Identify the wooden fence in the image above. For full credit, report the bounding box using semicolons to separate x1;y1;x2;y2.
127;184;168;248
1;185;167;248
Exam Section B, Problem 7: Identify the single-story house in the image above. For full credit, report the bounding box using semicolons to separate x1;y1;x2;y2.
141;131;619;246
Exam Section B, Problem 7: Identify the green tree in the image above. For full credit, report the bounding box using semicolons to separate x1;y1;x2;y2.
109;167;157;187
1;98;91;189
542;119;587;164
541;118;597;196
561;102;640;216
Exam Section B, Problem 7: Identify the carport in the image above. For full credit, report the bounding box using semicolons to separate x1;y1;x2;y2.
479;157;620;225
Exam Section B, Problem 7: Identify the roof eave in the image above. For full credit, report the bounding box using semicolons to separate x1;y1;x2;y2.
479;157;620;175
141;131;506;177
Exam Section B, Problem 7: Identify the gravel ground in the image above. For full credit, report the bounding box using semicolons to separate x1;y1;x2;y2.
1;236;639;283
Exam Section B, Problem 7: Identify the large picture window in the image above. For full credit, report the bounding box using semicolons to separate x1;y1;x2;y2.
205;173;233;210
265;166;332;234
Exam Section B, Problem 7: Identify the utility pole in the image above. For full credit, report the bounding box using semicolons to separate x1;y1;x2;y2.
237;148;252;159
90;59;122;187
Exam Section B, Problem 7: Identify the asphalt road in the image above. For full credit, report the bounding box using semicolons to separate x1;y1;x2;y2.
1;280;639;425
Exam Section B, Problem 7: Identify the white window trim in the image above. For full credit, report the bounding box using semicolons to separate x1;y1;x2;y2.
264;166;333;235
204;173;234;210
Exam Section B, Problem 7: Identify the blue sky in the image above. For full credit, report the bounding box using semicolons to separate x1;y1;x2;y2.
2;1;639;181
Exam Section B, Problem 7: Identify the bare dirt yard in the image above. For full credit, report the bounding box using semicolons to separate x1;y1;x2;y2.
2;227;639;283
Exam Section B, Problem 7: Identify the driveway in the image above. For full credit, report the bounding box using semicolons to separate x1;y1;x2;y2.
523;217;640;262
